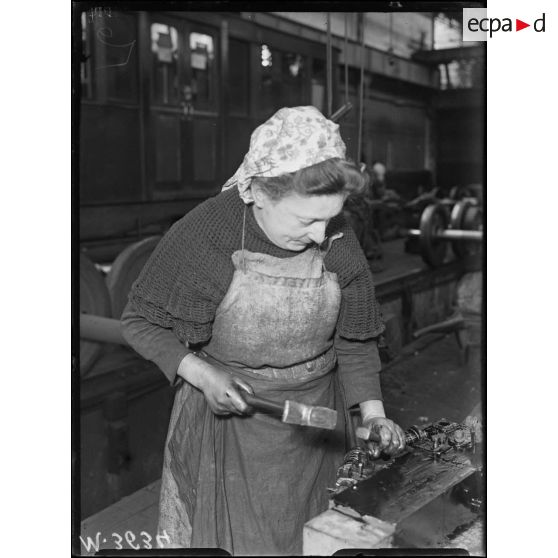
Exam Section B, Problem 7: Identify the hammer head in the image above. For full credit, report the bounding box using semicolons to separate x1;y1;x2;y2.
282;400;338;430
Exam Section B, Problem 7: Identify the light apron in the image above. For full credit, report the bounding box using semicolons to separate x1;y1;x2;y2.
157;230;347;555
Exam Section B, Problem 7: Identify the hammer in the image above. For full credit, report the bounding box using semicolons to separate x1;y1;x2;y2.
243;393;338;430
189;349;337;430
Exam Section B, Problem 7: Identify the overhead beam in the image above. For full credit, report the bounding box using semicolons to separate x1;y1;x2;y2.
412;45;486;65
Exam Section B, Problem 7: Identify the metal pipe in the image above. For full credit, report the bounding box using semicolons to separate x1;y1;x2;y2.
440;230;483;241
407;229;483;241
326;12;332;117
413;315;466;338
80;314;127;345
330;101;353;122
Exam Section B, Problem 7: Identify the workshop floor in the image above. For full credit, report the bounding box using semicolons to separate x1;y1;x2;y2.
79;333;484;556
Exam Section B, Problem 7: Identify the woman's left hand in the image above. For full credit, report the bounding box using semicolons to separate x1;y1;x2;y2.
363;417;406;458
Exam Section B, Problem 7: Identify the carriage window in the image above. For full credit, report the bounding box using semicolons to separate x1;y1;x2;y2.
260;45;281;118
151;23;179;105
340;67;361;125
281;52;306;107
347;66;361;96
260;46;306;117
102;12;138;102
261;44;272;67
286;54;303;77
189;32;215;110
311;58;325;113
80;12;92;99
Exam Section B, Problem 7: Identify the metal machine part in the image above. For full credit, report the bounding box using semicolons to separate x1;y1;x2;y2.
407;201;483;267
334;418;481;494
406;418;478;456
330;447;377;493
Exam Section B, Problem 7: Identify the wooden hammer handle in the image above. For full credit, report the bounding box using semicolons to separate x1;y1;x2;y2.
243;393;284;416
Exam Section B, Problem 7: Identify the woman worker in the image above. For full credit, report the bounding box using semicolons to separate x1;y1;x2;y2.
121;106;406;555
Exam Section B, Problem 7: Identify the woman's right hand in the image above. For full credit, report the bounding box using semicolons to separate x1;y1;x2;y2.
177;353;254;416
199;364;254;416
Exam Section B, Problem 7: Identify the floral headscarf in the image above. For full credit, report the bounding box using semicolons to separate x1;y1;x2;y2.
222;106;346;204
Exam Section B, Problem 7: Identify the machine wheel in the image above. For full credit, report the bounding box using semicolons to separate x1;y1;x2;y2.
450;201;483;260
105;236;161;319
419;203;450;267
80;253;112;377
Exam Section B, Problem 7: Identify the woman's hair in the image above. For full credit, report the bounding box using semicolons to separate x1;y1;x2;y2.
251;157;368;201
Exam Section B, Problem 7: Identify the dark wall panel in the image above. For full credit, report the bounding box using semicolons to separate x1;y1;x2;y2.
228;39;250;116
366;99;426;170
155;115;181;184
225;116;253;181
192;119;217;182
436;107;484;188
80;105;142;204
80;384;174;518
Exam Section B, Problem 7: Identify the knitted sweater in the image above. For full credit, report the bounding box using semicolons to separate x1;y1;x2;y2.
122;187;385;407
129;186;385;345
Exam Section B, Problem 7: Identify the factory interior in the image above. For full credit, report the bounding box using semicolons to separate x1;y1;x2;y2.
75;6;488;556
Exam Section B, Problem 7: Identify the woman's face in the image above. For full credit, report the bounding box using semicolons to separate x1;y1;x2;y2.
252;188;346;251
